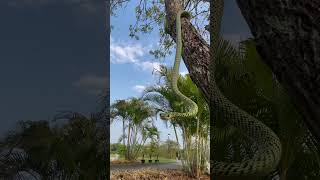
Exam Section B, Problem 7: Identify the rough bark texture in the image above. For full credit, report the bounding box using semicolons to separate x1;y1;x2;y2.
164;0;211;103
236;0;320;140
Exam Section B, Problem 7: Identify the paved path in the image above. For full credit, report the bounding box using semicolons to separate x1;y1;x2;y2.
111;161;182;172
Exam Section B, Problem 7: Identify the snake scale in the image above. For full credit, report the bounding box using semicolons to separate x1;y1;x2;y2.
160;0;282;176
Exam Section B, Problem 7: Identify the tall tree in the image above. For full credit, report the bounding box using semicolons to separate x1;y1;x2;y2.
111;100;130;148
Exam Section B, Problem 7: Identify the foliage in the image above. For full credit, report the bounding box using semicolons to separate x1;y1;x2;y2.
110;143;126;157
212;38;320;179
0;112;108;179
143;67;210;178
110;97;158;160
111;0;209;60
159;140;179;159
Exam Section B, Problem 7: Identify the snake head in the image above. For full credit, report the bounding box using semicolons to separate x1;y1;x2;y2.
164;11;191;35
160;113;171;120
181;11;192;20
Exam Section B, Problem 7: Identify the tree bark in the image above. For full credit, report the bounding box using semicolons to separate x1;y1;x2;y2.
236;0;320;141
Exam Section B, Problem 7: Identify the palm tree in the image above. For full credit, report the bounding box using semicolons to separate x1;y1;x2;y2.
110;100;130;155
110;97;156;160
134;124;159;160
142;66;210;177
125;98;156;160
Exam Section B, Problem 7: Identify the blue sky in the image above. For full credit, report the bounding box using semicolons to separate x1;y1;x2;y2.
110;1;252;144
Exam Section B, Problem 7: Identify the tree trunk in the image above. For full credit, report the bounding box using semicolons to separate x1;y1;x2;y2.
235;0;320;141
173;124;180;147
123;120;125;146
126;124;131;160
196;116;200;178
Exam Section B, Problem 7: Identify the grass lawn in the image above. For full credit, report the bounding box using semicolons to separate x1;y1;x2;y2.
111;155;176;164
110;154;118;158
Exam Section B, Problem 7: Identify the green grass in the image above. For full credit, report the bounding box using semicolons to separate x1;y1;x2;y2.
110;154;124;160
157;157;176;163
110;153;176;164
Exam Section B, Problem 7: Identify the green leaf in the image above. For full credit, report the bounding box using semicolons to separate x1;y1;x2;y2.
242;39;274;100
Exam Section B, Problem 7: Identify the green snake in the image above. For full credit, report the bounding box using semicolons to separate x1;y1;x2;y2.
160;10;198;121
160;0;282;176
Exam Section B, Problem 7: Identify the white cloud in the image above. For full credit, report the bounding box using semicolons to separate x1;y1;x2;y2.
111;37;166;74
135;61;161;72
132;85;146;93
110;39;146;64
73;74;108;95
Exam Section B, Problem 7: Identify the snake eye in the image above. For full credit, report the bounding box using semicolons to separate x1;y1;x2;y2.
160;113;170;120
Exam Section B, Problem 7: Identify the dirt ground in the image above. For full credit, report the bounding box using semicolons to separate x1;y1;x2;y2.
111;159;140;165
111;168;210;180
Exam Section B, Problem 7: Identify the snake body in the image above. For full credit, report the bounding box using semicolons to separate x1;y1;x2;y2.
160;11;198;121
161;0;282;176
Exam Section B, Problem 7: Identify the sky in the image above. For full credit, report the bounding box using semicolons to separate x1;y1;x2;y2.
110;1;184;144
0;0;107;139
110;1;252;144
0;0;252;145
